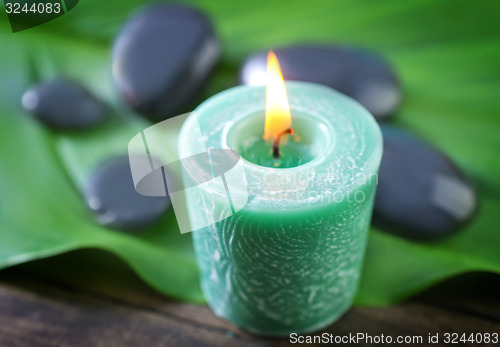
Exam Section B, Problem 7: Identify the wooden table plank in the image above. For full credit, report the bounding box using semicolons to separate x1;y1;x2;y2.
0;249;499;346
0;279;264;347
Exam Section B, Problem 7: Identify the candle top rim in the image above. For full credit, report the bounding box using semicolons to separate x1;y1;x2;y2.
179;81;383;206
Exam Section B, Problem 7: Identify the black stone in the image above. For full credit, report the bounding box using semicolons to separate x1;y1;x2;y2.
112;4;220;122
22;79;105;130
373;126;478;240
239;44;401;120
85;156;171;231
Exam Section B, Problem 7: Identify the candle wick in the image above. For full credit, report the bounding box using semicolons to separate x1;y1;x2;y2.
273;128;294;159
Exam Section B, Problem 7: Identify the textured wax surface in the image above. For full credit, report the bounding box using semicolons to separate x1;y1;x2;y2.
192;183;376;336
179;82;382;336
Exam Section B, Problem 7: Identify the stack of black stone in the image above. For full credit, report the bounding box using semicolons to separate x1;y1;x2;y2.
22;3;477;240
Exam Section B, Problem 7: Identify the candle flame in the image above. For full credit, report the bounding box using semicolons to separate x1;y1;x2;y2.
264;51;292;140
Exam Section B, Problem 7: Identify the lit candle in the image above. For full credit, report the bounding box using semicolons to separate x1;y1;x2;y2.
240;51;299;168
178;52;383;336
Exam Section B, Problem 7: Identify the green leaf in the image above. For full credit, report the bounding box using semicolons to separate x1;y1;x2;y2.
0;0;499;306
0;17;203;302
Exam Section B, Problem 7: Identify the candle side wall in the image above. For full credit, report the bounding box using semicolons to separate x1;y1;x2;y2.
179;82;383;336
190;178;377;336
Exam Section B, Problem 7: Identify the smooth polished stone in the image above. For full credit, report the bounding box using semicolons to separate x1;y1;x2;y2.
112;4;220;122
22;79;105;130
85;156;171;231
373;125;478;240
240;44;401;120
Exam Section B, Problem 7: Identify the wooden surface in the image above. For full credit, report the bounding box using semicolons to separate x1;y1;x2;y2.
0;249;499;346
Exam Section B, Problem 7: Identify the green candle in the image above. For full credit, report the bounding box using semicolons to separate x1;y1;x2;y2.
179;81;382;336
